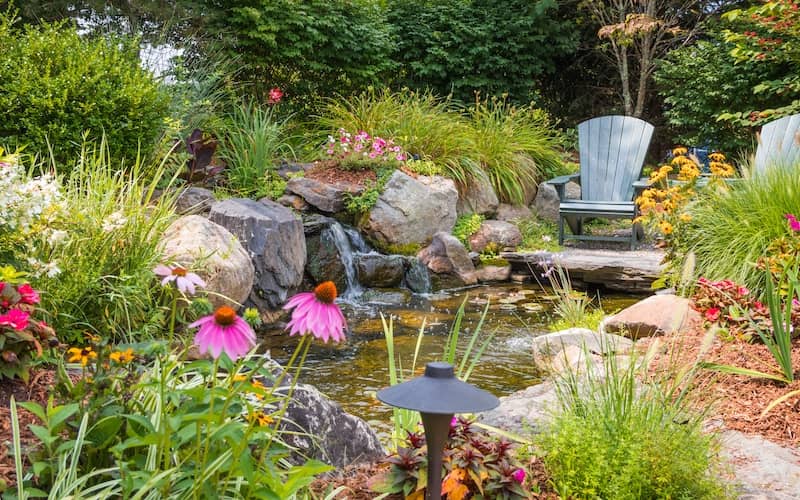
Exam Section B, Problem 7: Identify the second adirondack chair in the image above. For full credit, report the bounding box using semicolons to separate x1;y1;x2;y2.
753;113;800;175
547;115;654;250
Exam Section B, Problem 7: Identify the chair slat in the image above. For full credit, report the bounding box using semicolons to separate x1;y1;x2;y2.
754;113;800;174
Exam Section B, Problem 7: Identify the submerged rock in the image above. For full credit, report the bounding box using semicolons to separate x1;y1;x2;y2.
355;254;404;288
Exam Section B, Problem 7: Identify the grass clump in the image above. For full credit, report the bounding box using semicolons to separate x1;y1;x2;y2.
536;342;732;500
32;142;177;344
452;213;485;249
680;164;800;297
517;216;560;252
217;101;295;198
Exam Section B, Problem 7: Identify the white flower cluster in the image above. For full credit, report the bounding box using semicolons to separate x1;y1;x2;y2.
0;157;63;232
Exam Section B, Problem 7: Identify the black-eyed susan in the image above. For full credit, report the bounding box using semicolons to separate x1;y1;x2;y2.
109;348;134;364
67;346;97;366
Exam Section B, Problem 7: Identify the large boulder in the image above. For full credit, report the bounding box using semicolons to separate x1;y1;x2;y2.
468;220;523;253
534;181;581;223
303;215;349;293
209;198;305;309
160;215;254;309
359;171;458;251
286;177;362;213
495;203;533;222
456;170;499;217
417;232;477;286
603;294;698;339
276;384;386;468
355;254;405;288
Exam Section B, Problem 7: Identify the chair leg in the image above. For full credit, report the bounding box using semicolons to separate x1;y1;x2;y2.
631;220;637;250
558;213;564;245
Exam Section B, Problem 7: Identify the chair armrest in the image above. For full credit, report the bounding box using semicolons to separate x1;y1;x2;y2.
632;179;651;198
546;173;580;200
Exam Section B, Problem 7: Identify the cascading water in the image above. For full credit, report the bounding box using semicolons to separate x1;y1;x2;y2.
327;221;365;300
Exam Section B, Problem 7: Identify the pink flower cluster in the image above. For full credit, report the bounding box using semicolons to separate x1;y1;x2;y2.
325;128;408;163
0;282;39;330
786;213;800;232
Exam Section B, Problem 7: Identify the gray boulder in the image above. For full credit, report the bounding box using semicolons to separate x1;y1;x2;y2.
355;254;405;288
359;171;458;251
417;232;477;286
495;203;533;222
209;198;305;309
468;220;523;253
403;257;432;293
456;169;499;217
175;187;216;214
534;181;580;223
276;383;386;468
160;215;254;309
286;177;362;213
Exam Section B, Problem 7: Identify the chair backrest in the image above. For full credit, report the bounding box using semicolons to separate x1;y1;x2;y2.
578;115;654;201
753;113;800;175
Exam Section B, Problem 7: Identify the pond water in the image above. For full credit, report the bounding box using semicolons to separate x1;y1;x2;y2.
263;283;639;436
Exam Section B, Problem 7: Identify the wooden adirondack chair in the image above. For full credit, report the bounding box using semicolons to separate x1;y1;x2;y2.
547;115;654;250
753;113;800;175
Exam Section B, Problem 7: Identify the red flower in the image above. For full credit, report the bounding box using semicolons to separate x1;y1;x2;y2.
705;307;721;322
267;87;283;104
17;284;40;305
0;309;30;330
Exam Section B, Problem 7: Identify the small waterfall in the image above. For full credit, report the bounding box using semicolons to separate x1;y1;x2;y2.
328;222;364;300
343;225;371;254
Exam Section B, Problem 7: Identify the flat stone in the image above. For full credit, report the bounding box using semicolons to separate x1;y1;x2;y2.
276;193;309;211
501;248;664;293
721;430;800;499
532;328;633;358
479;381;559;435
603;294;696;339
286;177;362;213
475;264;511;282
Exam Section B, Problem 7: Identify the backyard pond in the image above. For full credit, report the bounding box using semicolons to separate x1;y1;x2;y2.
263;283;639;435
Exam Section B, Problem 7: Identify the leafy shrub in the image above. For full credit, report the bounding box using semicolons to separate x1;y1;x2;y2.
404;159;443;176
371;417;529;498
217;101;294;197
386;0;577;105
536;346;731;499
31;142;177;344
343;168;394;216
679;165;800;298
516;217;560;252
193;0;395;105
452;214;485;249
0;268;57;381
466;99;564;204
0;12;169;170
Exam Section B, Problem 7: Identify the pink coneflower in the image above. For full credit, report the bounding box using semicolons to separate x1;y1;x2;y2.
283;281;347;343
189;305;256;361
154;264;206;295
17;284;40;305
0;309;29;330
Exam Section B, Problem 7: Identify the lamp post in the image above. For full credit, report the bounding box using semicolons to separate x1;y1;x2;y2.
377;362;500;499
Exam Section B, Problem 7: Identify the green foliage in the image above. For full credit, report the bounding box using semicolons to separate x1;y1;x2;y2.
404;159;443;176
452;214;485;249
0;12;169;169
467;99;564;203
386;0;578;105
679;165;800;298
31;142;178;344
343;167;393;215
537;343;731;500
545;265;604;332
218;101;295;198
516;217;561;252
193;0;395;104
318;89;479;188
12;348;329;498
655;30;791;153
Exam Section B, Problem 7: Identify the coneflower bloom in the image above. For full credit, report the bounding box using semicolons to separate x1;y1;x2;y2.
189;305;256;361
154;264;206;295
283;281;347;343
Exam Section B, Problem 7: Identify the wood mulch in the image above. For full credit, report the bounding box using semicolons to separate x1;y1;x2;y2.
0;369;57;488
642;314;800;447
305;160;377;187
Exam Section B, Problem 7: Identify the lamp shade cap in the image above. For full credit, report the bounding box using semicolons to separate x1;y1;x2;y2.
376;362;499;414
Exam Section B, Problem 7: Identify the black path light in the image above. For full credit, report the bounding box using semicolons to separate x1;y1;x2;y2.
377;362;500;499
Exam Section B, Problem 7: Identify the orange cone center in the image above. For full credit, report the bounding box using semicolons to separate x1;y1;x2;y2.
313;281;337;304
172;266;188;277
214;306;237;326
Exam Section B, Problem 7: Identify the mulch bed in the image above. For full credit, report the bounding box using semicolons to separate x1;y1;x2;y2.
305;160;378;187
643;314;800;446
0;369;56;488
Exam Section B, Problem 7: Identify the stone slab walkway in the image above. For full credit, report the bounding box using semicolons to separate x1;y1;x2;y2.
501;248;665;292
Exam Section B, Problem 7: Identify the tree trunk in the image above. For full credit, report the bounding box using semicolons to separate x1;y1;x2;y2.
619;45;633;116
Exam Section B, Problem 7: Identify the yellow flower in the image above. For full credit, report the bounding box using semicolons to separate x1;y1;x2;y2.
249;411;275;427
232;375;266;400
679;213;692;223
67;346;97;366
109;348;134;364
708;152;726;162
659;221;674;235
672;146;688;156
